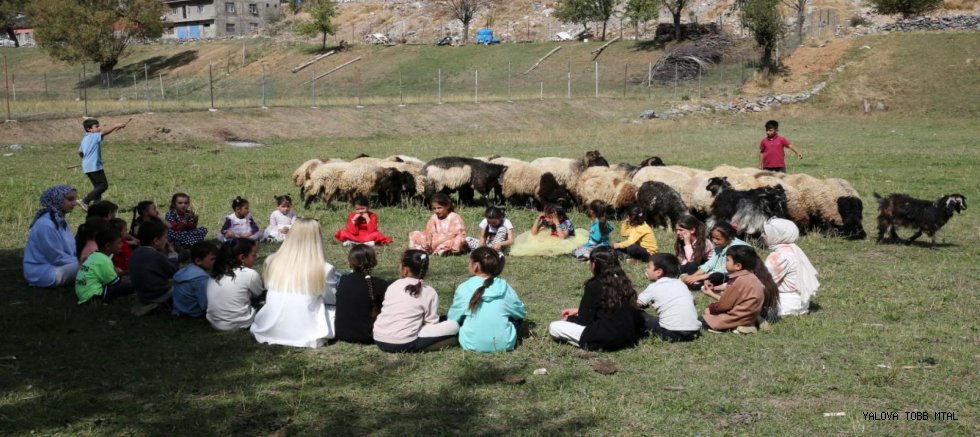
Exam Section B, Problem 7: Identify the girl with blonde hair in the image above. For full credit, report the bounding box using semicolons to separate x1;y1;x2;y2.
250;218;340;348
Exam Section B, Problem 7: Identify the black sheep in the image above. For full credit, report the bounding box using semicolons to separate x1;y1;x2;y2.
706;176;788;237
873;192;967;246
536;172;574;210
422;157;505;205
636;181;687;230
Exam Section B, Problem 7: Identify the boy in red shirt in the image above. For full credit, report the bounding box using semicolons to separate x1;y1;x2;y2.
759;120;804;172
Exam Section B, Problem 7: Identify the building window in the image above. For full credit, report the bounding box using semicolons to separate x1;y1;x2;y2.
226;23;236;33
198;5;205;13
170;7;178;15
249;22;258;32
249;4;258;15
225;2;236;13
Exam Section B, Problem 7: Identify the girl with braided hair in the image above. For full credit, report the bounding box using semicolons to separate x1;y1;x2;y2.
373;250;459;353
249;218;339;347
448;247;527;352
335;244;391;344
549;247;645;351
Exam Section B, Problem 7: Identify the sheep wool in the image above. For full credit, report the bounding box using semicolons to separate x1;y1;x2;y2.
529;157;584;188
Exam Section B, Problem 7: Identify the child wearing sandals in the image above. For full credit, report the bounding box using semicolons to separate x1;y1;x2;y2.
448;247;527;352
700;245;779;334
373;250;459;352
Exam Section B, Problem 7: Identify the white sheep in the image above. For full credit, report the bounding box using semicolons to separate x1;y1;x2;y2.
528;157;584;187
383;155;425;166
573;166;638;210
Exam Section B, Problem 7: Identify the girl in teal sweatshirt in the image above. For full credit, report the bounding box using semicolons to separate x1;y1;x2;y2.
448;247;527;352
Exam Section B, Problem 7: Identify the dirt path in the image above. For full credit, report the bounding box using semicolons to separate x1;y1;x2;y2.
743;37;854;95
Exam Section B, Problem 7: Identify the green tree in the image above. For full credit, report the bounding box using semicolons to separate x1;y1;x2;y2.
661;0;690;41
554;0;620;41
740;0;784;73
869;0;943;19
28;0;164;76
296;0;337;50
0;0;26;46
624;0;658;38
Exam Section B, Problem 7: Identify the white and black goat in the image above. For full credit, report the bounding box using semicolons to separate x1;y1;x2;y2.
705;176;788;237
873;192;967;247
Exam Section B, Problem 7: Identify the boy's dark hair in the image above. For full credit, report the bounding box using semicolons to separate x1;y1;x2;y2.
83;119;99;131
400;250;429;297
468;247;506;311
108;217;127;233
275;194;293;206
86;200;118;219
348;244;380;315
137;218;167;246
352;195;370;208
232;196;249;209
95;226;121;251
484;205;505;220
649;253;681;278
169;193;190;211
765;120;779;130
211;238;256;282
429;192;453;212
190;241;219;263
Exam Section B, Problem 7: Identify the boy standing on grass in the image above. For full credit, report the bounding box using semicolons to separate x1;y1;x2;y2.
78;118;129;208
759;120;804;172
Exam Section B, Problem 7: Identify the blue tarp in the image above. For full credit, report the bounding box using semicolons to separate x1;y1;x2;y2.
476;28;499;45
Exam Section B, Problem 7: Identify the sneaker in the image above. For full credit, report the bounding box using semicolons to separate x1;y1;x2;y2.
75;199;88;212
735;325;758;334
706;328;727;334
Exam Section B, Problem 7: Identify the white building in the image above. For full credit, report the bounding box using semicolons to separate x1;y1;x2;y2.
160;0;284;39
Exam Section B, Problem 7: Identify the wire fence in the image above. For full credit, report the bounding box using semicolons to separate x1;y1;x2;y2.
1;41;762;121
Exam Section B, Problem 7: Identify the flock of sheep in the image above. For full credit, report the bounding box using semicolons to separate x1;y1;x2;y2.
291;150;869;240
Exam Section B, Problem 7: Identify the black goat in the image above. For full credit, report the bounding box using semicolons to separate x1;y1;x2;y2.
614;156;666;177
873;192;967;246
706;176;788;237
636;181;687;229
422;157;505;205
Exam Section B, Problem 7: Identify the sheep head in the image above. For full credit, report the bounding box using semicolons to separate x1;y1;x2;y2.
706;177;731;196
941;194;967;215
585;150;609;167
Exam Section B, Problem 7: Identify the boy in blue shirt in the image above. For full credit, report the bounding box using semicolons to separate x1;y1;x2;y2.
78;118;129;207
172;241;218;318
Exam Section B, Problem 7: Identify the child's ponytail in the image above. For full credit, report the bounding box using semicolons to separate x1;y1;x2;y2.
468;247;505;312
401;250;429;297
211;238;255;283
588;200;612;235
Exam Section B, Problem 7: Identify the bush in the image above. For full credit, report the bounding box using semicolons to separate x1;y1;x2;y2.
850;15;872;27
868;0;943;19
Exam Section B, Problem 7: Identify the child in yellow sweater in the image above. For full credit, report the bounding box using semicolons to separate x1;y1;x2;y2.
614;206;658;262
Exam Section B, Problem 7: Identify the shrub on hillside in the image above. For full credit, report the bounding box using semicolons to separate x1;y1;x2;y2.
869;0;944;19
849;15;872;27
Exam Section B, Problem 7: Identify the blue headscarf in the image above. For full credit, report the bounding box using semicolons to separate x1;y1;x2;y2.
31;184;76;229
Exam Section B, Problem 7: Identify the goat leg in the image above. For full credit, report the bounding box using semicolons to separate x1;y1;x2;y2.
906;229;923;245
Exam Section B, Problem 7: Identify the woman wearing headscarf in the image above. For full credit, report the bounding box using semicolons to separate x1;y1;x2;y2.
24;185;81;287
762;218;819;316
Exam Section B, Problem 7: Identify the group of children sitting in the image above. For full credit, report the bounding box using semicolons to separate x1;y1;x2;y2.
64;184;819;352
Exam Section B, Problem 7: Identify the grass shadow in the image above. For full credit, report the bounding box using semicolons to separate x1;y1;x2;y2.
77;51;199;88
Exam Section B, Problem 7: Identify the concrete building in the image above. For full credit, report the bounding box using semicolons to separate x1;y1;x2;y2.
160;1;283;39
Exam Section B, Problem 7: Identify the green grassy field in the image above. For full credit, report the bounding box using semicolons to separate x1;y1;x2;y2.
0;33;977;435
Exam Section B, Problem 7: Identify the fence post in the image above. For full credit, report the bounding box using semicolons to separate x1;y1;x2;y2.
208;61;216;111
399;70;404;106
356;65;363;108
697;63;702;99
507;60;512;102
144;63;151;112
623;63;628;100
3;55;11;121
594;61;598;98
11;74;15;101
566;60;571;99
133;73;137;100
647;61;652;100
540;81;543;100
311;63;317;108
43;73;48;98
261;66;267;108
474;70;478;103
437;68;442;104
673;63;678;98
82;63;88;117
159;73;165;100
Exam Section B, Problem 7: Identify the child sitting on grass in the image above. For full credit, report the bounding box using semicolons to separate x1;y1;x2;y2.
408;193;465;255
465;205;515;253
75;226;134;304
613;206;658;263
264;194;296;243
335;244;390;344
172;241;218;318
573;200;615;260
637;253;701;342
165;193;208;248
218;196;262;243
206;239;265;331
335;196;393;246
448;247;527;353
373;250;459;353
129;219;178;315
511;204;583;257
700;245;778;334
